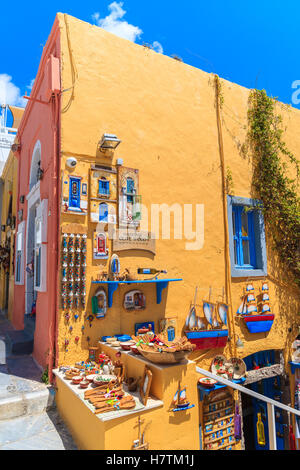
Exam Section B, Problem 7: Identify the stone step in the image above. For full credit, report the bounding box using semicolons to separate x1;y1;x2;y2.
24;315;36;337
0;408;77;450
5;330;33;355
0;387;56;421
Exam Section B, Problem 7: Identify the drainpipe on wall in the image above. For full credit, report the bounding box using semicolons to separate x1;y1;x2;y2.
48;85;60;384
214;75;237;357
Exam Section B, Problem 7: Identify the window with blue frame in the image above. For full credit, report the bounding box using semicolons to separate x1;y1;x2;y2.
126;177;135;203
99;203;108;222
98;178;110;196
227;196;267;278
232;206;256;269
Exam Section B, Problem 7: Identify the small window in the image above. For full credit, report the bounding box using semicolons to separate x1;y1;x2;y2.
126;177;135;203
98;178;110;196
232;206;256;269
228;196;267;278
99;203;108;222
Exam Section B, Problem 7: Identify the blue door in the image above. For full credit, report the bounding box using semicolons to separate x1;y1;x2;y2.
251;376;285;450
69;177;81;210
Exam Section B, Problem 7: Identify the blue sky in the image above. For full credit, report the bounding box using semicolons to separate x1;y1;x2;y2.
1;0;300;114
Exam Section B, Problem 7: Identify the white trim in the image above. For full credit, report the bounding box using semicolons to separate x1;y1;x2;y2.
29;140;41;191
196;366;300;416
15;221;25;285
34;199;48;293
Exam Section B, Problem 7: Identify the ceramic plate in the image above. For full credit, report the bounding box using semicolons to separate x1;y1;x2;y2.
211;355;228;377
228;357;246;379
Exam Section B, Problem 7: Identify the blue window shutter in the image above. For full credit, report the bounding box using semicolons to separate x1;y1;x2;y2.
99;203;108;222
69;177;81;209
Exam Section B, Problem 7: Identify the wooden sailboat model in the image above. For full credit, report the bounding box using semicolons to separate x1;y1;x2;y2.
171;382;195;412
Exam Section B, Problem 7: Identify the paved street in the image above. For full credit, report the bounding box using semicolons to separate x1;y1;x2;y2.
0;312;77;450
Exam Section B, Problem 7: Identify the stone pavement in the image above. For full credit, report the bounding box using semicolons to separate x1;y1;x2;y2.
0;311;77;450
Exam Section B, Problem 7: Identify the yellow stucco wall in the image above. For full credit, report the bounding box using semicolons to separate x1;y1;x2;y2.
49;12;300;451
0;150;18;320
55;12;300;370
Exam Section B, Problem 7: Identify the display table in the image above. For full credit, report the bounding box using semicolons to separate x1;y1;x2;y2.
54;343;200;450
53;369;163;422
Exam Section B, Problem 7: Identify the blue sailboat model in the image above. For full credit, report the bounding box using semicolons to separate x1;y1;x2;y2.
171;382;195;412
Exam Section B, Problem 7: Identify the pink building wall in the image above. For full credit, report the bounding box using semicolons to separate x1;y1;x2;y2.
13;17;61;369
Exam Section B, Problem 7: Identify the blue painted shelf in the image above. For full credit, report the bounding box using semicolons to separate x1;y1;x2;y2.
289;361;300;374
198;377;246;401
91;278;183;308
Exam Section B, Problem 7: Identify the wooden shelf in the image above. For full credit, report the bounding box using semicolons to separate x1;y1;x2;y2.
204;431;234;445
204;423;234;436
204;398;233;410
204;413;234;426
204;405;233;416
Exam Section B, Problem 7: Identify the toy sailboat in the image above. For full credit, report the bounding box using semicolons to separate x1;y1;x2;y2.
203;302;214;326
217;303;228;326
171;382;195;412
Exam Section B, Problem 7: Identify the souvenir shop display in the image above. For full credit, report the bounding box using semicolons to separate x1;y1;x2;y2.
92;288;107;318
184;287;229;350
110;254;120;280
211;355;234;380
123;290;146;311
171;382;195;412
131;333;195;364
202;389;236;450
134;322;154;335
198;378;218;388
237;281;275;333
140;367;152;406
60;231;87;311
228;357;247;380
159;318;177;341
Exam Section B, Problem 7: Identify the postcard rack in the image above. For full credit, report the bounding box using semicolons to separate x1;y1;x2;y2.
202;389;236;450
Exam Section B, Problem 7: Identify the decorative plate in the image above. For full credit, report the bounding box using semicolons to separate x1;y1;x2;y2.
228;357;246;379
198;377;218;388
211;355;228;378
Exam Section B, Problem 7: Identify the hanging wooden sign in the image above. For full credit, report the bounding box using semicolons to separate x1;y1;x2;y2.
113;230;156;254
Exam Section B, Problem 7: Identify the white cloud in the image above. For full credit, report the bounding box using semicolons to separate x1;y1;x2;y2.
27;79;35;91
0;74;26;107
92;2;142;42
152;41;164;54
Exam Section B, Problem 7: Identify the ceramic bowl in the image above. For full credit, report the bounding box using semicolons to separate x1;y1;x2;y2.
120;341;135;351
93;374;116;386
130;345;141;355
72;376;83;385
79;380;90;389
111;341;120;347
86;374;98;383
198;377;217;388
106;337;117;344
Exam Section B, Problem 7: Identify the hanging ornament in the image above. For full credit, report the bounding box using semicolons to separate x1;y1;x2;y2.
234;403;242;441
75;336;80;343
65;313;70;321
